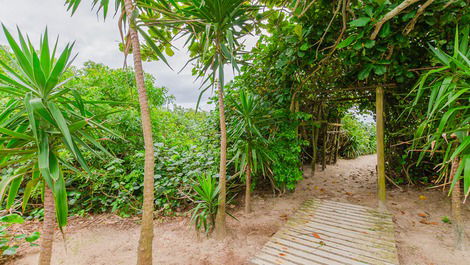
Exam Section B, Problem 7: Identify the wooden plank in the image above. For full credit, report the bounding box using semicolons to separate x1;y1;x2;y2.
262;245;325;265
295;208;393;232
286;223;397;252
250;198;399;265
278;229;397;264
290;215;395;241
269;237;370;265
265;242;346;265
303;202;393;222
300;204;394;227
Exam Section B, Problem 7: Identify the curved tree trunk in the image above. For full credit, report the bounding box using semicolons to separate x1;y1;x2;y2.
214;79;227;239
123;0;155;263
245;155;252;214
450;157;466;250
38;185;55;265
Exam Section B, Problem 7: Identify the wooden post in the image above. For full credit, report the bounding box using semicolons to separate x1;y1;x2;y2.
322;123;327;171
376;86;386;210
451;157;466;250
311;106;320;177
333;119;340;164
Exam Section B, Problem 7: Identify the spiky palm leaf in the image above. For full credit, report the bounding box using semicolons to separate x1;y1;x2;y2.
178;0;259;108
409;25;470;200
229;90;272;177
0;26;115;227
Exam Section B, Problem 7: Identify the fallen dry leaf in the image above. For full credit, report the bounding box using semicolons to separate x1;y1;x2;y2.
418;213;427;218
419;195;427;200
312;233;321;239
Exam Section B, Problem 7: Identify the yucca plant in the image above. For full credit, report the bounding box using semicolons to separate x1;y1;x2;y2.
229;90;272;214
409;25;469;250
178;0;258;238
189;174;219;234
0;26;114;265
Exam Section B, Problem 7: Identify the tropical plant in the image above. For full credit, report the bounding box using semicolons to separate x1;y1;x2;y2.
64;0;180;262
180;0;258;238
189;174;219;234
409;25;469;250
0;214;40;257
229;90;272;214
0;26;115;265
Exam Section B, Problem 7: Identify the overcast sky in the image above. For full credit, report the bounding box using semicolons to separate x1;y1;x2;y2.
0;0;257;110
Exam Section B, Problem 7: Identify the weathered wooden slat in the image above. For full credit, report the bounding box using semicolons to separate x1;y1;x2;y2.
286;225;397;254
304;200;392;219
289;216;395;242
295;208;392;232
262;245;325;265
277;229;396;265
250;199;399;265
265;242;347;265
301;203;395;226
269;236;370;265
252;251;300;265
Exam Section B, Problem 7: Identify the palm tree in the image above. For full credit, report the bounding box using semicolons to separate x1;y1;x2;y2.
0;26;115;265
65;1;178;262
178;0;258;237
229;90;272;214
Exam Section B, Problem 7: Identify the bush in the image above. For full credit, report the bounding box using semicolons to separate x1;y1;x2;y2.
340;114;376;159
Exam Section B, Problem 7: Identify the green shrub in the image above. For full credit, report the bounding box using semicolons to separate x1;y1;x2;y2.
0;214;39;256
189;174;219;234
340;114;376;159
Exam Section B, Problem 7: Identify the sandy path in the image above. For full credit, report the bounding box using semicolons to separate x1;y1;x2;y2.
11;155;470;265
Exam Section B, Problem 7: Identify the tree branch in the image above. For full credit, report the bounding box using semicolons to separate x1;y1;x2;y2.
370;0;422;40
404;0;435;35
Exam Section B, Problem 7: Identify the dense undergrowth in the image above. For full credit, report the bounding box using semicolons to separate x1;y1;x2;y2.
0;55;375;219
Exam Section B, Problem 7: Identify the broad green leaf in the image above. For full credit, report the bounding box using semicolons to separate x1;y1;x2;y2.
6;176;23;209
0;214;24;224
349;17;370;27
336;35;356;49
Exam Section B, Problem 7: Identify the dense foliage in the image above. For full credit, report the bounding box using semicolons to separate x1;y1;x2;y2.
340;114;376;159
0;2;468;259
62;63;219;216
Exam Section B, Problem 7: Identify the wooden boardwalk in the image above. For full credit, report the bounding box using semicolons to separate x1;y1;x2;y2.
250;198;399;265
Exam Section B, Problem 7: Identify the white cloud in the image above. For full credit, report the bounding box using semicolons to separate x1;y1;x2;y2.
0;0;260;110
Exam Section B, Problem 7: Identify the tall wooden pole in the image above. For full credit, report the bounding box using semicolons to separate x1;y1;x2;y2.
311;106;320;177
376;86;386;210
321;105;327;171
333;118;340;164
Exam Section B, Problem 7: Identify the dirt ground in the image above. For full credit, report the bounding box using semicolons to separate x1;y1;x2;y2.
9;155;470;265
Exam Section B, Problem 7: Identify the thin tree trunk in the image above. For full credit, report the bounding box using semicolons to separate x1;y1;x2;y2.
38;185;55;265
123;1;155;263
245;153;252;214
450;157;466;250
214;79;227;238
